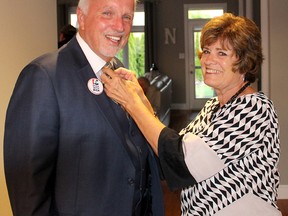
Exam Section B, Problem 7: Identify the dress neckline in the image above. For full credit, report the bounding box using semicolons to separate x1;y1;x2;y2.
211;82;251;119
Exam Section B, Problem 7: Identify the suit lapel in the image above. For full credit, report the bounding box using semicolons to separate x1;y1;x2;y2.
78;67;138;165
77;65;127;144
68;39;134;160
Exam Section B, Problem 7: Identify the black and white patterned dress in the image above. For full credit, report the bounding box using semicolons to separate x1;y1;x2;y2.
158;92;281;216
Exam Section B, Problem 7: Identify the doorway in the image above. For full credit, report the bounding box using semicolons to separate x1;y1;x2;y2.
184;4;226;110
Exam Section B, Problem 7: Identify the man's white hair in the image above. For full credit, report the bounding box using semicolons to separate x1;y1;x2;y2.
78;0;138;15
78;0;89;14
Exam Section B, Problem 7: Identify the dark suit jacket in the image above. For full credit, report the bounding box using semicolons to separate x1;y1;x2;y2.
4;37;164;216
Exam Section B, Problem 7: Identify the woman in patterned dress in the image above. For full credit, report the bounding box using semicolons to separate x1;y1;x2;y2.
101;13;282;216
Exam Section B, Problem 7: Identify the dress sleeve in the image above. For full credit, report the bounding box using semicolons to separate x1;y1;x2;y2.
182;132;226;182
158;127;196;191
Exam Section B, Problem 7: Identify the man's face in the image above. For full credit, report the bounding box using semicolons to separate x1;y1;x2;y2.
77;0;135;62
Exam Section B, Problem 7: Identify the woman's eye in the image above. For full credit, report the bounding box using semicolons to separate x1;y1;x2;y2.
202;49;210;54
219;51;228;56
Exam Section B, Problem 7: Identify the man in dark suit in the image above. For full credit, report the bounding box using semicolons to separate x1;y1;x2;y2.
4;0;164;215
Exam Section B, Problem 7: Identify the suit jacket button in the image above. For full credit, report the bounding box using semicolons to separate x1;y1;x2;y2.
128;178;135;185
130;130;135;136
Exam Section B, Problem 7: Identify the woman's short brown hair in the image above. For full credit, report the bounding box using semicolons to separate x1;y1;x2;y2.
199;13;263;83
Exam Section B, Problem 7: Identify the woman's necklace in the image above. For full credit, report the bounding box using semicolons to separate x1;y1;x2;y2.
211;82;251;119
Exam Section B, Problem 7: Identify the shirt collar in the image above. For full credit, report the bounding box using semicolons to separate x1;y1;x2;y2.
76;33;106;79
76;33;119;80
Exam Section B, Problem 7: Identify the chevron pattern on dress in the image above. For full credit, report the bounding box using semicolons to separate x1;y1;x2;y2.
178;92;280;215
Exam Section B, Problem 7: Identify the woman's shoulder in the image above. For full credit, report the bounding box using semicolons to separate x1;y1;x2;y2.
237;92;277;115
244;91;274;106
204;97;219;107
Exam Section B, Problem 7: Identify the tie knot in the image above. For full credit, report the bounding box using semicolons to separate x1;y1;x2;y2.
105;61;114;69
105;58;118;70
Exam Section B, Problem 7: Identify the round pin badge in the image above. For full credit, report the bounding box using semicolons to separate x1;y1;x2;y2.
87;78;104;95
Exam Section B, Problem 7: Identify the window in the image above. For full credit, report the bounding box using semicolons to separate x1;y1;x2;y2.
117;4;145;77
188;6;224;99
70;14;77;28
188;9;224;19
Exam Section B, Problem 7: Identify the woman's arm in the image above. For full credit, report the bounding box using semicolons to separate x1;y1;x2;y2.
101;67;165;155
101;68;196;190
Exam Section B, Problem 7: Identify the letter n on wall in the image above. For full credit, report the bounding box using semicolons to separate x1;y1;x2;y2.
164;28;176;44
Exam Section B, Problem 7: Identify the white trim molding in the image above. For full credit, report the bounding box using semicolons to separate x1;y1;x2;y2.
278;185;288;199
261;0;270;96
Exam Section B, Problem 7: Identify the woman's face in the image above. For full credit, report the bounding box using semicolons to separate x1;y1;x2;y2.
200;39;243;93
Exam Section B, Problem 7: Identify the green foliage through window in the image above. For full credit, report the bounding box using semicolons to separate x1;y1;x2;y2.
117;32;145;77
129;33;145;77
189;8;223;99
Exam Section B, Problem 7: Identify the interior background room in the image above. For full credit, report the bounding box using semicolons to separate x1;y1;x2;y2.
0;0;287;215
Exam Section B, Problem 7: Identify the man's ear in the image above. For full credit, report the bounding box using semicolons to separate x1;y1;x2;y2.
77;7;85;31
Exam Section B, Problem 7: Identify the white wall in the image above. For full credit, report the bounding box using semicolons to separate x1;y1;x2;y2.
269;0;288;196
0;0;57;215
